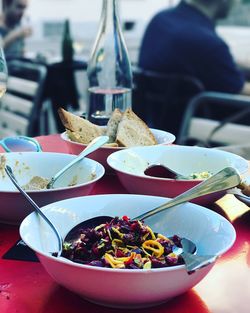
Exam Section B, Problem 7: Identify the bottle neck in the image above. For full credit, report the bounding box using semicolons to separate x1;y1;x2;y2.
101;0;119;30
62;20;73;62
64;26;69;38
63;20;71;38
87;0;132;89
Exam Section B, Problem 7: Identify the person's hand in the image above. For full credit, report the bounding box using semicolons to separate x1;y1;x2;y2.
19;26;33;38
2;26;33;50
12;26;32;40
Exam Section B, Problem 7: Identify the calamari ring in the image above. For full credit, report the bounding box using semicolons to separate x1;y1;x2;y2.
142;240;164;258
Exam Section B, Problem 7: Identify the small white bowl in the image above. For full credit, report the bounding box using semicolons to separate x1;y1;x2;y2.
0;152;105;224
20;194;236;309
107;145;249;206
60;128;176;170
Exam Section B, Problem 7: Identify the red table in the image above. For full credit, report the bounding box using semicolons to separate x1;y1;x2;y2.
0;134;249;313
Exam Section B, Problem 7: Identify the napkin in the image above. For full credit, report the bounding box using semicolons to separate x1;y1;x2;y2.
214;194;250;222
2;239;39;262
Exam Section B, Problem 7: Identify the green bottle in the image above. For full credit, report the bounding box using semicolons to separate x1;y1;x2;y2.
62;19;74;62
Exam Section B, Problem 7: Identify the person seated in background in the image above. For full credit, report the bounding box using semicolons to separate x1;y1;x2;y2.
0;0;32;60
138;0;250;95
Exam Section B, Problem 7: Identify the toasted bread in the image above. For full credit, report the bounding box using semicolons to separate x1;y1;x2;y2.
58;108;104;144
116;108;157;147
106;108;123;143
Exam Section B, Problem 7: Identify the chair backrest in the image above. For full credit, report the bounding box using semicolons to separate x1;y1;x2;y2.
177;91;250;146
44;60;88;132
0;60;47;138
132;68;204;137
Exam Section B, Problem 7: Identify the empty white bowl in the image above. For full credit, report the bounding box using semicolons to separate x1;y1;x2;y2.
60;128;176;170
107;145;249;206
0;152;105;224
20;194;236;309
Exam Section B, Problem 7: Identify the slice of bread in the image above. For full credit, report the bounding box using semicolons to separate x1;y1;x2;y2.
106;108;123;143
58;108;104;144
116;108;158;147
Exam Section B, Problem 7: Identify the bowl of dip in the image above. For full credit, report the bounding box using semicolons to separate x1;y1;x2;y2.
0;152;104;224
107;145;249;206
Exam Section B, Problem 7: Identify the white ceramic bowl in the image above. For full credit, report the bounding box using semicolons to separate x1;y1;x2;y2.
0;152;105;224
20;194;236;309
60;128;175;170
107;145;249;206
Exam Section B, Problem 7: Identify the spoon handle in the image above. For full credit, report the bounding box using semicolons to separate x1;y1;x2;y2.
47;135;109;189
181;252;217;274
5;165;63;256
134;167;241;221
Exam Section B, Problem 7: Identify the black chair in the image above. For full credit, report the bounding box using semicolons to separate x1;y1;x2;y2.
132;68;205;138
0;60;47;137
43;60;88;132
177;91;250;147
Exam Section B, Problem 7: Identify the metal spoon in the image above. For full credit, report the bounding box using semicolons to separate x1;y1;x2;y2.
65;167;240;238
173;238;216;274
65;166;240;236
144;164;188;179
63;167;240;272
5;165;63;257
47;135;109;189
134;166;241;221
5;165;199;271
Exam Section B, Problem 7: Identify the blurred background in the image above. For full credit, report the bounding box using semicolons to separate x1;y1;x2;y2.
1;0;250;65
0;0;180;64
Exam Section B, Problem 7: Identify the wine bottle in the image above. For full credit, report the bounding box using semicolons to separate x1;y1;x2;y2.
61;19;74;63
87;0;132;125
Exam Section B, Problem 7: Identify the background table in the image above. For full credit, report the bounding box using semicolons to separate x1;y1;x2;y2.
0;134;249;313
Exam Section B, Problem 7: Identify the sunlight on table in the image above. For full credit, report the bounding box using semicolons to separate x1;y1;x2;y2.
194;243;250;313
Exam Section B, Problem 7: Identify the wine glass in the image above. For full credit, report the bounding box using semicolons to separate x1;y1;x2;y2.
0;47;8;99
